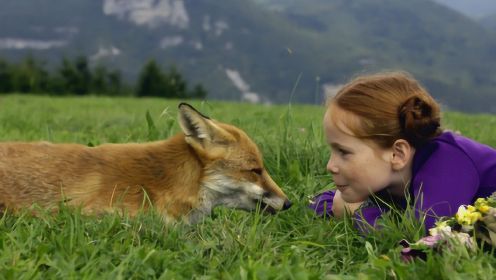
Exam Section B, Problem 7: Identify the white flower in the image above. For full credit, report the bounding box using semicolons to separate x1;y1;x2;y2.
429;222;452;237
452;232;475;250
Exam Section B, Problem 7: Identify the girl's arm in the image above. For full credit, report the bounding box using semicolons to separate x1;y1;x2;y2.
309;190;386;233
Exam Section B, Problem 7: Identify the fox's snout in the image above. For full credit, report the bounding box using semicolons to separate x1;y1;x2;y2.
283;199;292;210
260;197;291;214
259;178;291;214
259;172;291;213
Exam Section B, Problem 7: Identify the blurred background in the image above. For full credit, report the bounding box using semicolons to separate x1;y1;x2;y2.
1;0;496;113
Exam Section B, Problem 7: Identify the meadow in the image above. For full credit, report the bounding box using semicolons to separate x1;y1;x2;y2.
0;95;495;279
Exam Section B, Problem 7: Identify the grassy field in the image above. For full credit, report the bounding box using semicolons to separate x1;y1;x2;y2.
0;95;495;279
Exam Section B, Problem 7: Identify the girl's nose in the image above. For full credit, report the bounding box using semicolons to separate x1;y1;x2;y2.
326;155;339;174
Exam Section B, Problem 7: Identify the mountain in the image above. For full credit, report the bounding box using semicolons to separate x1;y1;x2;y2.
480;13;496;30
0;0;331;104
257;0;496;112
1;0;496;113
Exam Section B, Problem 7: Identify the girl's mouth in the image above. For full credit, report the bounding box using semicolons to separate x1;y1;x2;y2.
336;184;348;192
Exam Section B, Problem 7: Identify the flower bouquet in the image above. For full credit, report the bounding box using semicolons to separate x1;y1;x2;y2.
400;195;496;261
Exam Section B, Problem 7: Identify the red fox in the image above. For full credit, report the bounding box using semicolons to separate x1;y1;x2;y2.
0;103;291;223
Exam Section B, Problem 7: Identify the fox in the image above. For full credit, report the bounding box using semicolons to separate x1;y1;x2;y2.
0;103;291;223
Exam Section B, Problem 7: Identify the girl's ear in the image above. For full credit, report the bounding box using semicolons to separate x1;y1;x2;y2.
390;139;414;171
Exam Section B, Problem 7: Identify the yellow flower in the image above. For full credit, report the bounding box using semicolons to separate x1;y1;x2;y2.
474;198;492;214
456;205;482;226
479;205;491;214
475;197;487;206
468;211;482;224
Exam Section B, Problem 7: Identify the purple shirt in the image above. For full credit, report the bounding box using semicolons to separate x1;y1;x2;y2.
309;131;496;232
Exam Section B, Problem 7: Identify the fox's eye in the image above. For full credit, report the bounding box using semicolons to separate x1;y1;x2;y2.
251;168;263;175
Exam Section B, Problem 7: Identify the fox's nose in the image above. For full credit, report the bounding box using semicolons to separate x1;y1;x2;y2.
282;199;292;210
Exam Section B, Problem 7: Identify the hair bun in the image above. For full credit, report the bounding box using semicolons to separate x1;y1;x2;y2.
398;95;441;146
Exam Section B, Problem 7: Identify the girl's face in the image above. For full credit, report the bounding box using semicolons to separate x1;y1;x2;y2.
323;107;397;203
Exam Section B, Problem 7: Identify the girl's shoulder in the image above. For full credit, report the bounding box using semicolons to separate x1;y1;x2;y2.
414;131;496;178
434;131;496;160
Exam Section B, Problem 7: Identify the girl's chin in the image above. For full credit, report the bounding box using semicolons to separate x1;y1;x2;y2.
341;194;359;203
341;191;368;204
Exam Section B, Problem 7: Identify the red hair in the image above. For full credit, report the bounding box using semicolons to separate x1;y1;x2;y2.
327;71;442;148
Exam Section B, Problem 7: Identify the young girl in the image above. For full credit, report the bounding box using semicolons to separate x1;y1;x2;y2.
309;71;496;232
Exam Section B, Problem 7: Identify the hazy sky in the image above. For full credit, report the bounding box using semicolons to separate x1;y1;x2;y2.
435;0;496;18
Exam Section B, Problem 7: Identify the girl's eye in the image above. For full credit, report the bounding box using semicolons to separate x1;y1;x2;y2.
251;168;263;175
336;148;351;156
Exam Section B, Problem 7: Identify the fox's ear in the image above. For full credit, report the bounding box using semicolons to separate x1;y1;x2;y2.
178;103;235;149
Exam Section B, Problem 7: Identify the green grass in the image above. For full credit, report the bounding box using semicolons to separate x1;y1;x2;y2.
0;94;495;279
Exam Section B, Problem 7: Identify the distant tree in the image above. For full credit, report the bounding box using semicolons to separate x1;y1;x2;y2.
0;59;13;93
12;56;50;93
90;65;122;96
136;59;168;97
106;70;123;96
163;66;188;98
0;55;204;98
190;84;207;99
57;58;77;95
92;65;109;94
136;59;207;99
73;56;92;95
46;74;66;95
58;56;92;95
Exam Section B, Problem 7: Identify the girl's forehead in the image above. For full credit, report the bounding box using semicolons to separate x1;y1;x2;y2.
324;106;384;150
324;106;360;137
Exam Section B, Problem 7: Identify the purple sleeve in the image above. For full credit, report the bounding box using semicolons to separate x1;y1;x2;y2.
353;206;385;233
412;145;479;230
308;190;335;217
309;190;385;233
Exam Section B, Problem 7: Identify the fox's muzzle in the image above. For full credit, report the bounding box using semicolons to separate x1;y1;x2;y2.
282;199;292;210
259;195;292;214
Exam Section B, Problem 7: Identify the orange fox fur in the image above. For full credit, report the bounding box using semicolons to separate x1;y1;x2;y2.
0;103;291;223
